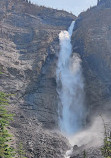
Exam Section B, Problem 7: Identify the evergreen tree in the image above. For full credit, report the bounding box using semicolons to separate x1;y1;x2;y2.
17;143;26;158
0;92;15;158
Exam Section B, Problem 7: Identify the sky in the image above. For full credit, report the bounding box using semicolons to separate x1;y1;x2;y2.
30;0;97;16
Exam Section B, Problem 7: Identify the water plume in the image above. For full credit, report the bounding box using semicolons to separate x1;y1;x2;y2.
56;22;105;158
56;21;86;136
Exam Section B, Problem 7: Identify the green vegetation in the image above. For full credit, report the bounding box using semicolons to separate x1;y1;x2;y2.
0;69;3;74
100;115;111;158
101;135;111;158
0;68;15;157
17;143;26;158
83;150;87;158
0;92;15;158
0;69;27;158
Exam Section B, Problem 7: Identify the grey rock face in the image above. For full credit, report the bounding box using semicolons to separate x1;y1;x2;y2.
70;2;111;158
72;4;111;116
0;0;75;157
1;0;111;157
97;0;111;8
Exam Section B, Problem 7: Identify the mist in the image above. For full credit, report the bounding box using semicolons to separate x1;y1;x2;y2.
65;116;104;158
56;21;105;158
56;21;86;136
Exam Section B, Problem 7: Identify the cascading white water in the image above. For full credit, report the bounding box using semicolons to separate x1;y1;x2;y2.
56;21;86;135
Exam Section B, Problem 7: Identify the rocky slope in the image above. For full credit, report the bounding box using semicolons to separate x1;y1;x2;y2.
72;0;111;118
1;0;111;157
0;0;76;157
70;0;111;157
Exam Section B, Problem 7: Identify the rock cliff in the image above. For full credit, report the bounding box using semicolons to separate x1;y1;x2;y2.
0;0;76;157
72;0;111;118
1;0;111;157
70;0;111;157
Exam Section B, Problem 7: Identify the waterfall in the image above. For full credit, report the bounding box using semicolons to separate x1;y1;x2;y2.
56;21;86;136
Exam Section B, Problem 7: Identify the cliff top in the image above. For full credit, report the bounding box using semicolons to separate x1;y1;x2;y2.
97;0;111;8
0;0;76;29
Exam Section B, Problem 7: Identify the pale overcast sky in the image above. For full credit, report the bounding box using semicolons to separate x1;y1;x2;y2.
30;0;97;16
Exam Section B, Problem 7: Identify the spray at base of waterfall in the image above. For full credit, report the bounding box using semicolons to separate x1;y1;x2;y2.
56;22;107;158
64;116;104;158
